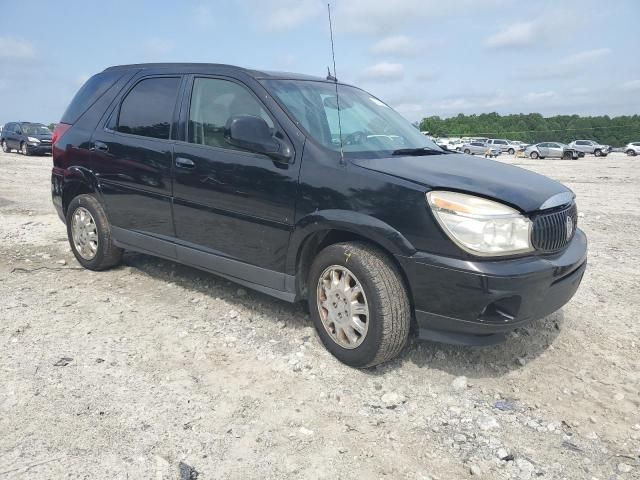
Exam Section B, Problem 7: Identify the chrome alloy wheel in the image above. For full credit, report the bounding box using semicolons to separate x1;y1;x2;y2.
71;207;98;260
316;265;369;349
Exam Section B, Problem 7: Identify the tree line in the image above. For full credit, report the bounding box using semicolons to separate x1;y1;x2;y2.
419;113;640;146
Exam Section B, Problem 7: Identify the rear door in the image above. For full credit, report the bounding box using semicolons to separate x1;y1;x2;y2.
7;123;19;148
172;75;300;276
548;143;564;158
91;75;182;241
537;143;549;157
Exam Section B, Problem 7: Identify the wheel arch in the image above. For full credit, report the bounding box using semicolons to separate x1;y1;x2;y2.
61;167;101;216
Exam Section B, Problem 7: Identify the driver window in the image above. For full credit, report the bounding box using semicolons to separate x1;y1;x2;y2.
188;78;274;150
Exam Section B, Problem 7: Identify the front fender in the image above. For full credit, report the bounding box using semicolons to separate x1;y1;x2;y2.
286;209;417;273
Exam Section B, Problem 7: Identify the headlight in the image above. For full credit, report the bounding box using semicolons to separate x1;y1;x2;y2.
27;137;40;143
427;191;533;256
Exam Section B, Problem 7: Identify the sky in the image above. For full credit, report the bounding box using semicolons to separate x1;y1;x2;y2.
0;0;639;125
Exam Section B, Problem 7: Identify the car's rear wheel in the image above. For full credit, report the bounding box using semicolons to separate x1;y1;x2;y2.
627;149;637;156
530;151;539;159
20;142;30;156
594;149;602;157
66;194;123;271
463;148;471;154
308;242;410;368
1;140;10;153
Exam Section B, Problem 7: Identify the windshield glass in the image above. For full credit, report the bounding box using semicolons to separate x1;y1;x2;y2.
22;124;51;135
262;79;440;158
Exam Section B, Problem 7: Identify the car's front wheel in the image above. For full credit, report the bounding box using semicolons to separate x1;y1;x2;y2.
308;242;410;368
530;151;539;159
20;142;30;156
66;194;123;271
463;149;471;154
508;148;515;155
627;149;637;156
594;149;602;157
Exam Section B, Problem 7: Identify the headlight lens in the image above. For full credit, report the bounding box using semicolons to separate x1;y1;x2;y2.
27;136;40;143
427;191;533;256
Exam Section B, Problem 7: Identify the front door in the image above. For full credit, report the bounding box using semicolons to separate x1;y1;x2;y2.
91;76;181;239
548;143;564;158
172;76;300;275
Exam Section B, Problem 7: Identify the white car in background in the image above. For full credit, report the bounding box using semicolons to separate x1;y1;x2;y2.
461;141;500;158
568;140;611;157
625;142;640;156
485;139;515;154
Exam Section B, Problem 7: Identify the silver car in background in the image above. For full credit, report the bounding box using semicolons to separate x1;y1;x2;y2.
525;142;580;160
568;140;611;157
461;141;500;158
485;138;514;154
624;142;639;156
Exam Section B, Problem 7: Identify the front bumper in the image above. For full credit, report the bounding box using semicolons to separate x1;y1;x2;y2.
396;229;587;345
26;143;52;154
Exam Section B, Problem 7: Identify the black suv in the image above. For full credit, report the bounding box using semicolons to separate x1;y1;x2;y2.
51;63;587;367
1;122;53;155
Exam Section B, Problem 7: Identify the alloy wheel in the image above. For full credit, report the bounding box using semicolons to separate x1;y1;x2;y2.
316;265;369;349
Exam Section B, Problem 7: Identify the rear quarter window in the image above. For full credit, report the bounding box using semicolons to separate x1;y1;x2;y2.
61;70;125;124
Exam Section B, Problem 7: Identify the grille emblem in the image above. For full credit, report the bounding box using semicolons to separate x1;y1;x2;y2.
566;216;574;240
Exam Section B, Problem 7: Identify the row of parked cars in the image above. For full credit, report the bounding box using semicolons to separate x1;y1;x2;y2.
432;135;640;159
0;122;53;155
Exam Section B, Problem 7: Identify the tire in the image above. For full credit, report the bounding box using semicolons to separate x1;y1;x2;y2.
20;142;30;156
530;151;539;159
66;194;123;271
463;149;471;154
627;149;637;156
508;148;515;155
308;242;410;368
594;149;602;157
579;152;585;158
563;151;573;160
1;140;10;153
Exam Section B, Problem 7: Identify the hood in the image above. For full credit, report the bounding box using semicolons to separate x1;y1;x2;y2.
31;132;52;140
352;153;571;213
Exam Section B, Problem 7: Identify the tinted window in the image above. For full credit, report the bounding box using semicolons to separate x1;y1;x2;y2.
471;142;482;146
61;70;124;124
188;77;273;149
117;77;180;140
576;141;587;145
495;140;507;145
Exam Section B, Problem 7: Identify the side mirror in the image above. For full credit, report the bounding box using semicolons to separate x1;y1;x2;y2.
225;115;292;162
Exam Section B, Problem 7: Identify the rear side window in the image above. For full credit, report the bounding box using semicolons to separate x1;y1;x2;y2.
61;70;124;124
117;77;180;140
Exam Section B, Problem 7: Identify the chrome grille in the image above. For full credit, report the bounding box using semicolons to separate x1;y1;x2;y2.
531;203;578;252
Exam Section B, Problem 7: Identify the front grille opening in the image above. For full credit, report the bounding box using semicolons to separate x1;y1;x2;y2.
479;296;521;324
531;203;577;253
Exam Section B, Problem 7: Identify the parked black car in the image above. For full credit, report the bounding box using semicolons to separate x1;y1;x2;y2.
1;122;53;155
51;63;587;367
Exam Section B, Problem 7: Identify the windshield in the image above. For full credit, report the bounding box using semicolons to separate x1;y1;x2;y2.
262;79;440;158
22;124;51;135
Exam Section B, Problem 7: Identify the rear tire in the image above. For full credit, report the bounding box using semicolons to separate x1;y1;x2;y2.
627;149;637;156
463;149;471;154
1;140;10;153
66;194;123;271
530;151;539;159
308;242;410;368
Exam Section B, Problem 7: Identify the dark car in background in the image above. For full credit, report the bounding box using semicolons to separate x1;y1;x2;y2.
50;63;587;367
1;122;53;155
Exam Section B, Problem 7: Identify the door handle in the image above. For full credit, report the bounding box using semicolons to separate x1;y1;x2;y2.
93;141;109;152
175;157;195;169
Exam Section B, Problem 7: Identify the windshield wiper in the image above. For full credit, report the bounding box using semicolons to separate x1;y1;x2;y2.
391;147;444;156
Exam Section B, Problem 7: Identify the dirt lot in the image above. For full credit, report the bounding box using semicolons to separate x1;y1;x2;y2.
0;150;638;479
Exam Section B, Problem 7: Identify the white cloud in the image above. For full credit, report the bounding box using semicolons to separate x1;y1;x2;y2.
143;38;175;57
523;91;557;103
361;62;405;82
0;37;35;59
484;13;571;49
484;21;538;48
193;4;215;30
259;0;323;31
563;48;611;66
620;80;640;92
371;35;417;56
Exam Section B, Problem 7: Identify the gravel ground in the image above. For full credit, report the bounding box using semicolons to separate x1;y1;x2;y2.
0;150;638;479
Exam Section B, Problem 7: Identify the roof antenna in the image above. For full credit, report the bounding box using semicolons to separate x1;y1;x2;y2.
327;2;345;165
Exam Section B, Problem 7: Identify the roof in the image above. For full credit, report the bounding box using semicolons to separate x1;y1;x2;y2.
103;63;331;82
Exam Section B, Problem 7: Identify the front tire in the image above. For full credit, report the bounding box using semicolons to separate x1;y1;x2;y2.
1;140;10;153
66;194;123;271
20;142;30;156
627;149;637;156
508;148;515;155
463;149;471;154
530;151;539;159
594;149;602;157
308;242;410;368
